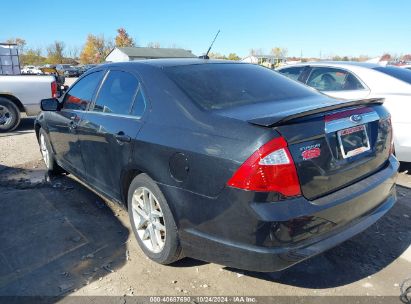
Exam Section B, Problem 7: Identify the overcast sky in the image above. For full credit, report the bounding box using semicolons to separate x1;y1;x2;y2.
1;0;410;58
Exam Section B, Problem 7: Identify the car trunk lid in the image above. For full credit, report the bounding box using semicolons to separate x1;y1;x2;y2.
216;97;392;200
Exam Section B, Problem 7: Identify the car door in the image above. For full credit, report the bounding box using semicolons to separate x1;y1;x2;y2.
77;68;146;199
305;66;370;99
47;70;104;176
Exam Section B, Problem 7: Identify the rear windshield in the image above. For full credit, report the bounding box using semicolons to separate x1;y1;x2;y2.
165;63;315;110
373;66;411;84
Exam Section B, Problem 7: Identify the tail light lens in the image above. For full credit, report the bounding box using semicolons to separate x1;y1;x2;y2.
227;137;301;197
51;81;58;98
386;117;394;155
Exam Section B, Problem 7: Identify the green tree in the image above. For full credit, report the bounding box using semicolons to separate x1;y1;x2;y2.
227;53;240;61
115;28;135;47
46;41;65;64
208;52;227;59
20;48;46;66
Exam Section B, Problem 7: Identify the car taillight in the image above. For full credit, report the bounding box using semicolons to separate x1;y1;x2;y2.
227;137;301;197
386;117;394;155
379;116;394;155
51;81;58;98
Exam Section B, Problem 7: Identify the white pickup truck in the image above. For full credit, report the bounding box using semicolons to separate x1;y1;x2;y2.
0;43;61;132
0;75;58;132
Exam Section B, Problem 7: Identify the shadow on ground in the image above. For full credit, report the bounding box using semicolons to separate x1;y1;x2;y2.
0;163;129;296
400;162;411;175
224;186;411;289
0;118;36;137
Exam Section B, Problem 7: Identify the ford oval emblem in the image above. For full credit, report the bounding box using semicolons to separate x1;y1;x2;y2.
350;114;362;123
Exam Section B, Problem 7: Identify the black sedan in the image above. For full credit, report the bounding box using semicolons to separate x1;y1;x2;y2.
35;59;398;271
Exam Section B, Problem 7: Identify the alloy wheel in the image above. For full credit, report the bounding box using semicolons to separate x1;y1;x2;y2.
40;134;50;168
132;187;166;253
0;106;12;128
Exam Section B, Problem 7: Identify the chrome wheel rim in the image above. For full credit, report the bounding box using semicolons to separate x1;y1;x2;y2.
40;134;50;168
0;106;12;128
132;187;166;253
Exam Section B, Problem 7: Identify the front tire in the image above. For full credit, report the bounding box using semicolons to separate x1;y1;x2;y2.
39;128;62;174
127;173;182;264
0;98;20;132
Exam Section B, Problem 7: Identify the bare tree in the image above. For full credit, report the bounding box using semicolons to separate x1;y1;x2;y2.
249;48;263;56
147;42;161;48
47;41;65;64
271;47;288;59
68;46;80;59
5;37;26;54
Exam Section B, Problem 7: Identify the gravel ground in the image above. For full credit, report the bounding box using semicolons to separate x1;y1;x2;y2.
0;118;410;301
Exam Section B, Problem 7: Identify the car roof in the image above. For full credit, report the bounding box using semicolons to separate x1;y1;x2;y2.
103;58;245;68
279;61;385;70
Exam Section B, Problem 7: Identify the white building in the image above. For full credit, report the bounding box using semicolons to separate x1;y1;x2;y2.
241;55;284;68
105;47;196;62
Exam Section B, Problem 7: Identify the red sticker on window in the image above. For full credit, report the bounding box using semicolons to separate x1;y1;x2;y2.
302;147;321;160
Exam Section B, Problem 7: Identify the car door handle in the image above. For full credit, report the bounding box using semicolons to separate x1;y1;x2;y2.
115;132;131;143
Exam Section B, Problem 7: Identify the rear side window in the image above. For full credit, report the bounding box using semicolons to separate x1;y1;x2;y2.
278;66;305;81
131;87;146;117
63;71;103;110
307;67;364;91
373;66;411;84
93;70;139;115
165;63;314;110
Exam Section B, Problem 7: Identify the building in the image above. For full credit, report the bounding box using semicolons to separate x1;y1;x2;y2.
241;55;285;68
105;47;196;62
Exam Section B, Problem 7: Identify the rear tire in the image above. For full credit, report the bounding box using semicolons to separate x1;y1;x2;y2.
0;97;20;132
127;173;182;265
38;128;63;175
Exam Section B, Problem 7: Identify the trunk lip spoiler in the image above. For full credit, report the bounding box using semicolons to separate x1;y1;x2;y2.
247;98;385;127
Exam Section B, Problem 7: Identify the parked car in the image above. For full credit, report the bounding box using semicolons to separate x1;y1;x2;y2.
0;74;59;131
277;62;411;163
74;64;98;76
398;64;411;70
64;67;79;78
35;60;397;272
21;65;42;75
55;64;78;77
74;65;86;76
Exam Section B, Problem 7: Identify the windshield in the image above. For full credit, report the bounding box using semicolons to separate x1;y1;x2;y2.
165;63;315;110
373;66;411;84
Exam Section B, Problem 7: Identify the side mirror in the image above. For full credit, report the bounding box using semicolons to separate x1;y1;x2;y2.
41;98;59;111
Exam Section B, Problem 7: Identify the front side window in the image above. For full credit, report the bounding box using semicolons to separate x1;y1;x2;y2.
307;67;364;91
93;70;139;115
63;71;103;110
278;66;305;81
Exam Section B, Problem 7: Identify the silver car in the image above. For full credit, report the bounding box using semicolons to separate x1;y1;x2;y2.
277;62;411;163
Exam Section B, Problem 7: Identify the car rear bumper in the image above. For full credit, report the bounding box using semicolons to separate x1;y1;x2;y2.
167;155;399;272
